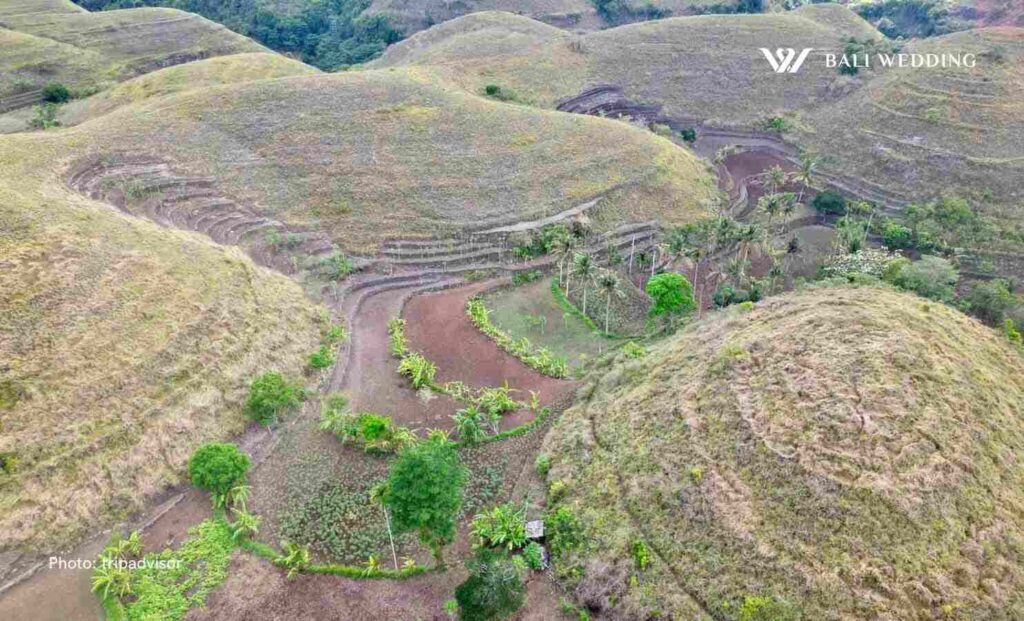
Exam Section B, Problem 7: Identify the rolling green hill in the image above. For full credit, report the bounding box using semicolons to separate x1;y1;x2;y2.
543;285;1024;619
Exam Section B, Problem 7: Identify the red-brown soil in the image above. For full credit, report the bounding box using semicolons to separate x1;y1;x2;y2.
403;281;578;430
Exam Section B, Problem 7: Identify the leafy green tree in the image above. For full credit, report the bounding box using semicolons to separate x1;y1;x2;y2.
881;220;913;250
964;279;1017;325
454;548;526;621
245;372;304;425
384;437;468;568
188;443;250;500
811;190;846;215
645;273;695;321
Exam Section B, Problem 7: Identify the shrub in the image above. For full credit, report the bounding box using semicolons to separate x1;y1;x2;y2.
453;406;489;445
245;372;304;425
545;506;583;558
475;384;520;416
316;251;353;280
41;82;70;104
883;255;958;301
1004;319;1021;345
964;279;1016;326
812;190;846;215
760;116;793;133
455;548;526;621
739;594;798;621
471;502;527;551
387;318;408;357
276;542;311;579
679;127;697;143
484;84;500;96
534;454;551;477
881;220;913;250
29;103;60;130
308;345;335;370
522;541;544;570
622;341;646;358
188;443;250;498
398;352;437;389
631;540;650;571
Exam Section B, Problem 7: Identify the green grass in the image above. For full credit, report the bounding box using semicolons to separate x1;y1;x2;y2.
543;285;1024;619
484;278;609;366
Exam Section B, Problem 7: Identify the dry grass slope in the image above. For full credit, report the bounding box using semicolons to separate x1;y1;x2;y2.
800;27;1024;234
372;6;882;122
0;130;324;552
544;286;1024;620
58;52;319;126
0;3;267;96
64;67;716;251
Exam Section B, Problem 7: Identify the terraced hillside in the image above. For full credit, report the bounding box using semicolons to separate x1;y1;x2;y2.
799;27;1024;237
0;1;266;99
0;130;325;552
371;5;882;122
542;285;1024;620
58;67;716;251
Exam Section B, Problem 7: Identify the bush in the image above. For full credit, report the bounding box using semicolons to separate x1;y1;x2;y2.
475;384;520;416
811;190;846;215
398;352;437;389
455;548;526;621
534;454;551;477
245;372;304;425
453;406;490;445
188;443;250;497
545;506;583;558
738;595;798;621
387;318;408;357
881;220;913;250
522;541;544;570
484;84;500;96
964;279;1017;325
883;255;958;301
308;345;335;370
316;252;353;280
41;82;70;104
679;127;697;143
760;116;793;133
29;103;60;130
471;503;527;551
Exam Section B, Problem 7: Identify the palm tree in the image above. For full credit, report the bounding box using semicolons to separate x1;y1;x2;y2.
794;152;818;206
550;229;575;288
370;483;400;570
595;270;625;333
764;164;788;195
572;252;596;316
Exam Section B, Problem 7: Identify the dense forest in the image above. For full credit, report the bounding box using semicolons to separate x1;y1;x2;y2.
75;0;403;69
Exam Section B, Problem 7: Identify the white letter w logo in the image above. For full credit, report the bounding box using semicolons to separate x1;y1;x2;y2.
760;48;813;73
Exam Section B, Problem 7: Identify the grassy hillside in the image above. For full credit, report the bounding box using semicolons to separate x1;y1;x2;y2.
543;285;1024;619
0;3;266;96
0;130;325;551
62;67;716;251
799;27;1024;239
364;0;598;35
372;6;882;122
58;52;318;126
0;0;83;17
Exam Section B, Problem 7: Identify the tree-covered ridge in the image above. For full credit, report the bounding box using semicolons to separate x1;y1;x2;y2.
74;0;402;69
